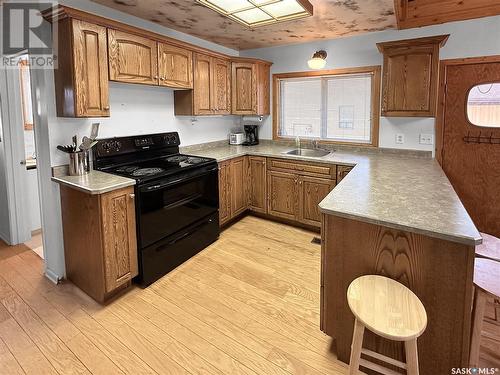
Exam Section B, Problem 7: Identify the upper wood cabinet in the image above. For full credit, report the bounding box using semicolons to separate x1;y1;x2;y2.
231;61;271;116
108;29;159;85
175;53;231;116
158;43;193;89
377;35;448;117
54;19;109;117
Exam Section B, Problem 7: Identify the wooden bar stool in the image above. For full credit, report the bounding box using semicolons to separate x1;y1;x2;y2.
347;275;428;375
469;258;500;367
475;232;500;262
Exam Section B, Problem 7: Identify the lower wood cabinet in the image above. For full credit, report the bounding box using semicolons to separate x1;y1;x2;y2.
337;165;353;183
248;156;267;213
60;185;138;302
218;157;248;226
267;170;298;221
218;156;343;228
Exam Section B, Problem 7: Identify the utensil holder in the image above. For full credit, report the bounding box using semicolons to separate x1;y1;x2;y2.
69;151;90;176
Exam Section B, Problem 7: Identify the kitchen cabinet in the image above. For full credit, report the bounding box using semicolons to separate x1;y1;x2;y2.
175;53;231;115
108;29;159;85
54;18;109;117
377;35;448;117
231;61;271;115
59;186;138;302
218;160;231;226
336;165;353;183
267;171;298;221
158;43;193;89
218;157;248;226
248;156;267;213
229;157;248;218
298;176;335;226
267;158;336;227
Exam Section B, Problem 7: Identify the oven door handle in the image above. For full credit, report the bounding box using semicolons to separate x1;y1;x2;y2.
140;167;218;193
155;217;215;251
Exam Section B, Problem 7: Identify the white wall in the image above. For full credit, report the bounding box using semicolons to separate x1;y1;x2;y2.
0;100;11;243
241;15;500;151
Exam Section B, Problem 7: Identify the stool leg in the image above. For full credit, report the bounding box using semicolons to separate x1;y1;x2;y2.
349;318;364;375
405;339;419;375
470;287;487;367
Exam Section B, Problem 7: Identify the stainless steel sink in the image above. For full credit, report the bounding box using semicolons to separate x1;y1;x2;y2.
285;148;331;157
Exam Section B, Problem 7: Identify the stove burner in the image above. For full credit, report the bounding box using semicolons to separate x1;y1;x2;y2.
132;167;165;177
116;166;139;173
186;157;205;165
165;155;188;163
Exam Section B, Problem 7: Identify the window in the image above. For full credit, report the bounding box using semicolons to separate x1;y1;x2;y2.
467;83;500;128
274;67;380;146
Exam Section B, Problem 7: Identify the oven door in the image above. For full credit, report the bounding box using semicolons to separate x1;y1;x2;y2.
137;165;219;248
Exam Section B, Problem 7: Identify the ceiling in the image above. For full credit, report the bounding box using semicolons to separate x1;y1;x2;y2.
91;0;397;50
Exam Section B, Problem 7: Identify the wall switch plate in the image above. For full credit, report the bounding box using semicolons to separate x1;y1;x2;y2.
395;133;405;144
419;134;434;145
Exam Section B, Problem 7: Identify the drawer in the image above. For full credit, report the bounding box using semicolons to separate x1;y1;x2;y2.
268;158;336;179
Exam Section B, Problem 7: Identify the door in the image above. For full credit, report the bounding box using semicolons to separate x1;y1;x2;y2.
101;187;138;292
298;176;335;227
108;29;158;85
194;53;213;115
230;157;247;218
232;62;256;115
218;161;230;225
158;43;193;89
72;19;109;117
267;170;297;220
248;156;267;213
440;59;500;237
211;58;231;114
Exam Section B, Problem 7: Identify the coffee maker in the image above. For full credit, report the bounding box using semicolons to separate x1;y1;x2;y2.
242;125;259;146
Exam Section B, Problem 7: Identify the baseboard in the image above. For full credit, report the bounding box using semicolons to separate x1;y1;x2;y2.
44;267;62;285
0;230;11;245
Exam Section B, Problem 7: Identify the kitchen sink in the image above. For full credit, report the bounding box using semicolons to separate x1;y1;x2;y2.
285;148;331;157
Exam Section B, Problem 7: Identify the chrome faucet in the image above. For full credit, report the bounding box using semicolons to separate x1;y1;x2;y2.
312;140;319;149
295;136;301;151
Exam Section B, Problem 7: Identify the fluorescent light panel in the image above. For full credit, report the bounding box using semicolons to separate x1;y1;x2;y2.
196;0;313;27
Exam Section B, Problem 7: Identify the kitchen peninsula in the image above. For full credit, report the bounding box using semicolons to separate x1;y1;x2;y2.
185;141;481;374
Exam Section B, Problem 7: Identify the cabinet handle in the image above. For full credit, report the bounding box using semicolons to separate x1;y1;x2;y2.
104;106;110;110
154;76;159;79
129;193;135;199
160;77;165;81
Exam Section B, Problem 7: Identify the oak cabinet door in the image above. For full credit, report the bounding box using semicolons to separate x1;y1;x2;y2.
212;58;231;114
71;19;109;117
194;53;213;115
101;187;138;293
267;171;297;221
108;29;158;85
232;62;256;115
336;165;353;183
230;157;248;218
158;43;193;89
218;161;230;226
248;156;267;213
298;176;335;227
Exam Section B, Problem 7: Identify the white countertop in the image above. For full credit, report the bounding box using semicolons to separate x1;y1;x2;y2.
52;170;136;195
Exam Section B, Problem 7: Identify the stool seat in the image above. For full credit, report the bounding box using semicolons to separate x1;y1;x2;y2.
475;233;500;262
474;258;500;298
347;275;427;341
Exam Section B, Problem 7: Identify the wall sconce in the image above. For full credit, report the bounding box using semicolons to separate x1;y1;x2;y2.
308;50;327;70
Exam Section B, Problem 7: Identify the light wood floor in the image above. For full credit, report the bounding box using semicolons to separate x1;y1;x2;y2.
0;216;498;374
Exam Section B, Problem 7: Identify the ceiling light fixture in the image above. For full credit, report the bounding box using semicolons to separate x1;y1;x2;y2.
307;50;327;70
196;0;313;28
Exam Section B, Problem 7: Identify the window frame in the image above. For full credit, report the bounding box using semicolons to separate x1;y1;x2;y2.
272;66;381;147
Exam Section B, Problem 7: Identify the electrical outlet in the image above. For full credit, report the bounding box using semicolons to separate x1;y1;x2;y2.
395;133;405;144
419;134;434;145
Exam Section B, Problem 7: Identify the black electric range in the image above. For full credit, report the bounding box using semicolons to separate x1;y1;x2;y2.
94;132;220;286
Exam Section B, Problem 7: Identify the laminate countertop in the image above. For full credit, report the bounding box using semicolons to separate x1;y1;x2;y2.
184;142;482;246
52;170;136;195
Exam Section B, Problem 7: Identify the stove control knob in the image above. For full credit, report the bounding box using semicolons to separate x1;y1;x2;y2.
114;141;122;151
102;142;111;152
